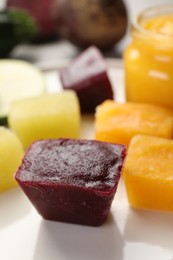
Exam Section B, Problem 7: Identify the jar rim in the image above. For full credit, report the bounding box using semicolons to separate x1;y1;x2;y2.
132;3;173;42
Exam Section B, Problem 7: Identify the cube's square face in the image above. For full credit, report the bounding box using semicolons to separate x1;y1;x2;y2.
15;138;126;226
123;135;173;211
60;46;113;113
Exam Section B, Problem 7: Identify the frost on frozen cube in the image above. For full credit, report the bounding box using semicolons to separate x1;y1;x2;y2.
123;135;173;211
15;138;126;226
59;46;113;113
8;91;81;149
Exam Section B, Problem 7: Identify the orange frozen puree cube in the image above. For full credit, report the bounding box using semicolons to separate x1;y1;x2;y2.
123;135;173;211
95;100;173;146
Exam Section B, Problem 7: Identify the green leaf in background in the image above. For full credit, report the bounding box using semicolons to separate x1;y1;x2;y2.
0;8;37;57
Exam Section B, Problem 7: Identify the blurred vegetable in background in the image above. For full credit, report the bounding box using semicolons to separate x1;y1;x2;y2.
7;0;57;38
56;0;127;50
0;8;37;57
3;0;128;57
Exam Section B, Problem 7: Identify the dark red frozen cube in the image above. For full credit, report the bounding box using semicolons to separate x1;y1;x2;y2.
15;138;126;226
59;46;114;113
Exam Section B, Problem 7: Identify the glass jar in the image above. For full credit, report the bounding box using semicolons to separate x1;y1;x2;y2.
124;4;173;109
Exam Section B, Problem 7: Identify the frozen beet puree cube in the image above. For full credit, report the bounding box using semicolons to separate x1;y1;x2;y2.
15;138;126;226
59;46;113;113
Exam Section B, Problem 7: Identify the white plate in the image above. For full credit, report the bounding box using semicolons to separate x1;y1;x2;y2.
1;60;173;260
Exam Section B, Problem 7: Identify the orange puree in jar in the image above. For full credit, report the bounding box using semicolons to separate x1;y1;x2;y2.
143;15;173;35
124;5;173;109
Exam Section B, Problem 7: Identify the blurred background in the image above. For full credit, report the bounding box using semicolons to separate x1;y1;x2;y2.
0;0;172;63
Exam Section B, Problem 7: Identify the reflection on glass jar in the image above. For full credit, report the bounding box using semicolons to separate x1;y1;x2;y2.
124;4;173;109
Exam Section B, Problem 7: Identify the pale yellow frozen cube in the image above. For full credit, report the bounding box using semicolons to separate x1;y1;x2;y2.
8;91;81;149
0;127;24;192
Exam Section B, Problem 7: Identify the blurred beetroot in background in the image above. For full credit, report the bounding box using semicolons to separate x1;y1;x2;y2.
56;0;128;50
7;0;127;50
7;0;58;38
